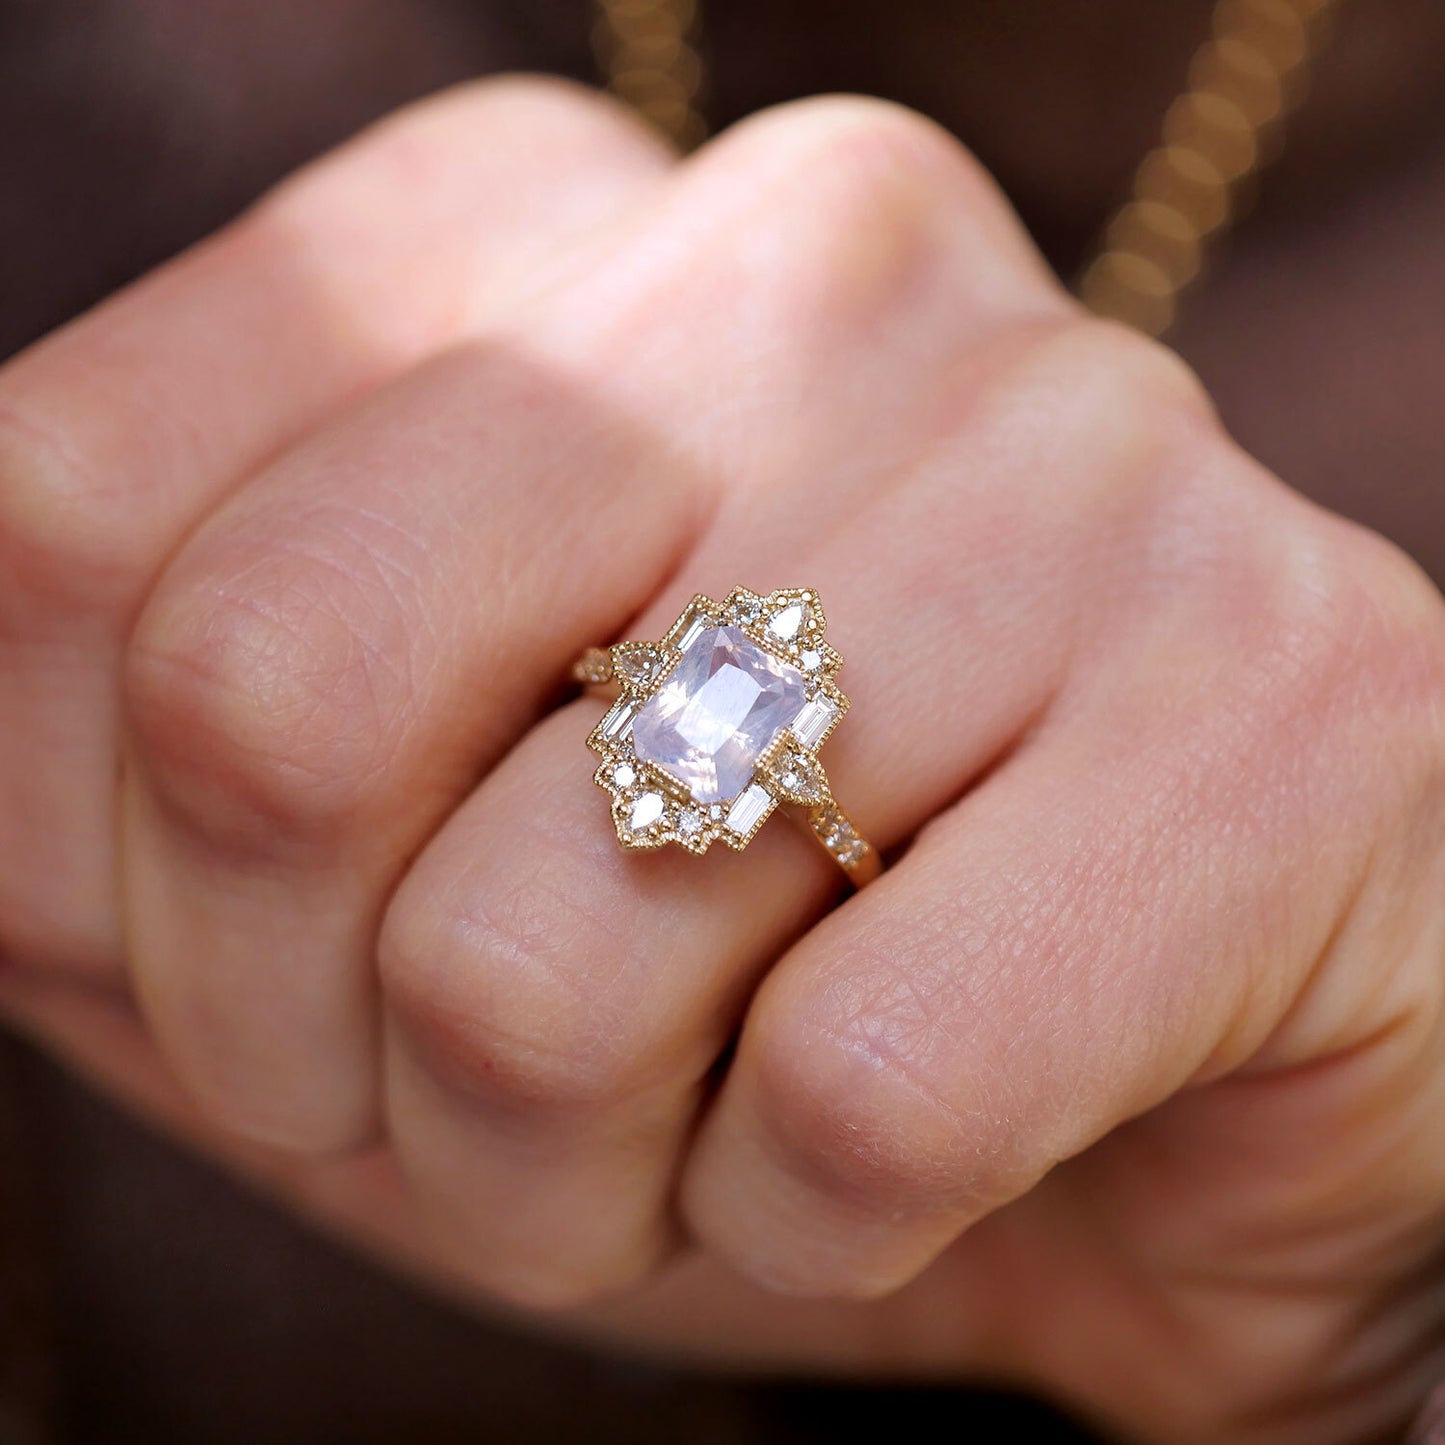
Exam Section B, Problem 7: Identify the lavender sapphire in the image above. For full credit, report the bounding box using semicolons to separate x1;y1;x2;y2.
632;625;810;804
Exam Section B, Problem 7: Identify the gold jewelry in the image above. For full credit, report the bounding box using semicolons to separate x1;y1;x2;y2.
1080;0;1341;336
593;0;1342;339
592;0;707;152
574;588;880;886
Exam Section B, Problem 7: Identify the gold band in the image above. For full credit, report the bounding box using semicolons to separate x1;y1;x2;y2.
574;588;879;888
798;796;881;886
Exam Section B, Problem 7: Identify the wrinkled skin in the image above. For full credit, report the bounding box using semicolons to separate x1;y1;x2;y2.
1;79;1444;1445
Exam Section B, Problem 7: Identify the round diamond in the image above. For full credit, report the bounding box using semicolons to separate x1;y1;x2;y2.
617;648;660;687
613;763;636;788
677;809;704;838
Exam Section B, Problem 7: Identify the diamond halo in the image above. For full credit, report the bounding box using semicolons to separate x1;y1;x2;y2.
577;588;876;884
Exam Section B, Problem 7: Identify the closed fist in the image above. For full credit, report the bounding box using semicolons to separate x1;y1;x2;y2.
2;77;1444;1445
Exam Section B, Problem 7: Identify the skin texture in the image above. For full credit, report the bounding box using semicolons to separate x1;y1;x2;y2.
1;76;1445;1445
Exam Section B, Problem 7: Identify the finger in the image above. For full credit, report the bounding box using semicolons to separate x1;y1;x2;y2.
0;76;671;974
375;97;1114;1306
120;94;1057;1162
120;336;711;1152
377;322;1189;1307
679;515;1445;1298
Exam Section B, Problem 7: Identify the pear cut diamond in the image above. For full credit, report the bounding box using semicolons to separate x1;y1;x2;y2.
768;603;805;640
633;626;810;804
629;792;665;831
774;749;824;804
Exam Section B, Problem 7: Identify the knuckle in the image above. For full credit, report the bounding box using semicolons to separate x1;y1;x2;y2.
739;95;1005;230
547;96;1058;369
1071;315;1216;423
381;864;645;1116
1000;316;1218;460
1270;519;1445;753
956;314;1227;554
414;73;675;160
1151;500;1445;862
732;98;1046;333
261;72;668;230
126;541;410;844
238;74;672;375
747;975;1010;1219
760;98;976;216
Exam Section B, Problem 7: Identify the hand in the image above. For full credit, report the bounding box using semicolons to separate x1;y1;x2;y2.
3;77;1444;1445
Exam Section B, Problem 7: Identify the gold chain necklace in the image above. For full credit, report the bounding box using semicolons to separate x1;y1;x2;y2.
592;0;1340;338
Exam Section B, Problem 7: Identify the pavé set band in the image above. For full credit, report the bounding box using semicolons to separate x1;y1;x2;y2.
574;587;879;887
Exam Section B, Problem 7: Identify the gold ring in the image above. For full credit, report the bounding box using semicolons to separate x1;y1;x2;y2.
574;587;879;887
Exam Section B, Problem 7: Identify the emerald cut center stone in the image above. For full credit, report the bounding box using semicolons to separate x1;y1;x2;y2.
632;625;810;804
